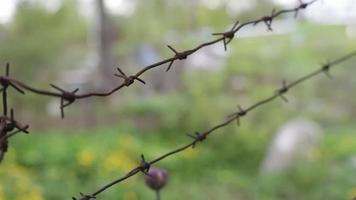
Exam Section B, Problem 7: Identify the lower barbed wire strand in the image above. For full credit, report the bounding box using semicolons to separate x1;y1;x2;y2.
73;50;356;199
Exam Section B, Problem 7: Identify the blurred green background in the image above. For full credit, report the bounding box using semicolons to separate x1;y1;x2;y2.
0;0;355;200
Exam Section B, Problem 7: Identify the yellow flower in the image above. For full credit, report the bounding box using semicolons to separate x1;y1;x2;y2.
17;188;43;200
77;150;95;167
348;187;356;200
123;191;137;200
181;147;199;159
0;187;5;200
0;157;43;200
104;150;136;172
117;134;138;149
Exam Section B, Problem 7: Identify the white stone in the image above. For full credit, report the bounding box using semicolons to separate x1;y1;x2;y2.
261;118;322;173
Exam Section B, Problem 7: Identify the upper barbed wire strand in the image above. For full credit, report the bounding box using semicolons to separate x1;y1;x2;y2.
1;0;318;117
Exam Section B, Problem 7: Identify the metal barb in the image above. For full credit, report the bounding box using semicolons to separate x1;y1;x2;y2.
187;132;207;148
72;192;96;200
322;63;333;79
139;154;151;175
115;67;146;86
276;80;289;103
50;84;78;118
212;21;239;51
166;45;191;71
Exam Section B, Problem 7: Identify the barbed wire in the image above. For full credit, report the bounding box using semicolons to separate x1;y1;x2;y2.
2;0;352;199
0;63;29;162
0;0;318;119
72;50;356;200
0;0;319;164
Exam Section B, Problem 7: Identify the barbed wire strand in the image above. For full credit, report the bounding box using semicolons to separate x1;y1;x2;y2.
0;62;28;162
0;0;318;164
0;0;319;164
72;51;356;200
1;0;318;118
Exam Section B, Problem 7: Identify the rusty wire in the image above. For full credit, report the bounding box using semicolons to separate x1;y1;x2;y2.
1;0;353;199
71;51;356;200
0;0;320;164
0;0;318;167
0;63;29;162
0;0;318;119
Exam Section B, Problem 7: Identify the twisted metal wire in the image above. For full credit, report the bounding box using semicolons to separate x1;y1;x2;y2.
0;0;318;118
72;51;356;200
2;1;354;199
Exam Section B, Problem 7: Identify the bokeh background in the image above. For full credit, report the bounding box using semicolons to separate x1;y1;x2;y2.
0;0;355;199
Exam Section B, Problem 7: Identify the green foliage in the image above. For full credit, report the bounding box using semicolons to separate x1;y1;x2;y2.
118;95;188;132
0;126;355;200
0;1;87;79
0;1;88;114
181;70;231;130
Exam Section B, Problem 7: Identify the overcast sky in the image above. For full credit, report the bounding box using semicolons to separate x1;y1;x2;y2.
0;0;355;24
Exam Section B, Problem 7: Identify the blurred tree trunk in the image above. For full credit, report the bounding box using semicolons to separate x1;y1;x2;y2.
95;0;118;91
188;0;197;30
75;0;120;128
